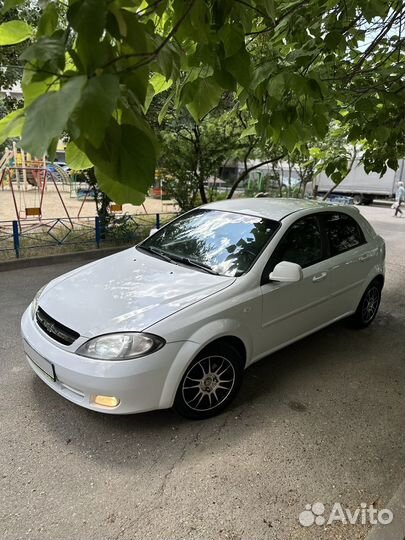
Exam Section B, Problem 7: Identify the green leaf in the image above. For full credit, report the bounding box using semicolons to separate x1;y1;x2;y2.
20;37;65;70
184;77;223;121
251;61;274;89
240;125;257;138
73;74;120;147
123;67;149;106
120;9;148;51
224;49;251;88
144;73;173;113
387;158;398;171
263;0;276;19
0;109;24;145
158;90;174;124
325;162;335;176
331;171;342;183
22;71;60;107
0;20;33;45
37;2;58;37
268;73;285;100
67;0;107;42
21;76;87;157
374;126;390;143
218;23;244;57
281;125;298;150
47;137;58;161
324;31;341;50
66;141;93;170
1;0;26;15
150;72;173;95
84;122;157;195
95;169;146;206
76;35;115;72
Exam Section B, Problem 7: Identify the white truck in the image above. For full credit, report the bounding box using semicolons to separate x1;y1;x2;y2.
315;159;405;205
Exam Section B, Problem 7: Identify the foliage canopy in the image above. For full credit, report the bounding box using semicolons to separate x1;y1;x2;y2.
0;0;404;202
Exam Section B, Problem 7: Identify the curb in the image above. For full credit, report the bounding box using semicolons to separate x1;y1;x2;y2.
365;479;405;540
0;245;131;272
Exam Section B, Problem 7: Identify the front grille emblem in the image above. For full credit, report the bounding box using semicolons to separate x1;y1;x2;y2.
36;307;79;345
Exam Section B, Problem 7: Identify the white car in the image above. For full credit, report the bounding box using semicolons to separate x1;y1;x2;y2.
21;199;385;419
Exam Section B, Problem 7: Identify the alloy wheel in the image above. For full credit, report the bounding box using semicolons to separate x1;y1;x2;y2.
181;355;236;412
361;285;380;323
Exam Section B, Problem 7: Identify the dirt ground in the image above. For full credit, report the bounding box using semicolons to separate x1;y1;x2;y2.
0;185;178;221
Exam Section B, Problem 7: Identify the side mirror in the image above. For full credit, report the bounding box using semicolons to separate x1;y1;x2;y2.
269;261;303;283
149;227;158;237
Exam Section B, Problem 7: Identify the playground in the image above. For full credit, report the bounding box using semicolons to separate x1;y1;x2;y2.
0;146;178;260
0;145;177;222
0;187;171;221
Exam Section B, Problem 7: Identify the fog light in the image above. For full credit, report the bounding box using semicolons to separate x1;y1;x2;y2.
92;395;120;408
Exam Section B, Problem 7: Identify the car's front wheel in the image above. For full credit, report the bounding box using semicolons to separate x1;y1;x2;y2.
174;343;244;419
349;279;382;328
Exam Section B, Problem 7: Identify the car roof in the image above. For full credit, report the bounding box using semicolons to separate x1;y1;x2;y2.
202;197;337;221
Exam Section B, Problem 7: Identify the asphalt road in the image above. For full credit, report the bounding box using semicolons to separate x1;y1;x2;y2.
0;205;404;540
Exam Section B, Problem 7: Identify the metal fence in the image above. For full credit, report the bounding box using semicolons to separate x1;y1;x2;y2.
0;212;178;260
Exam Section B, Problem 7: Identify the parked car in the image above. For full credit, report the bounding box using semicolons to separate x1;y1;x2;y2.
21;198;385;419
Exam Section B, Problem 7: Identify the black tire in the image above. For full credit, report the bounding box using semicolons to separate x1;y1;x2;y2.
349;279;382;329
353;194;364;205
174;342;244;420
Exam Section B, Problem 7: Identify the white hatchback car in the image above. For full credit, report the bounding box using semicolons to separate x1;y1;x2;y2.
21;199;385;419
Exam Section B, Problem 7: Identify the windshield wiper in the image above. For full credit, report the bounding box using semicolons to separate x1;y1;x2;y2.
139;246;219;275
139;245;177;264
168;255;220;275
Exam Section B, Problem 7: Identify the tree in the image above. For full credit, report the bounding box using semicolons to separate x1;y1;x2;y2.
157;106;243;210
74;167;112;232
289;126;358;198
0;0;404;204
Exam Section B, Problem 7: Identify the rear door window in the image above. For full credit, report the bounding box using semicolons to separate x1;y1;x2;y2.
323;212;366;256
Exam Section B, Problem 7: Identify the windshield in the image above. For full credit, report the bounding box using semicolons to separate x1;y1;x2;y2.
139;209;279;277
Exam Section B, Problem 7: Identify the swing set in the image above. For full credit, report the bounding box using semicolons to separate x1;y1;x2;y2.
0;143;72;229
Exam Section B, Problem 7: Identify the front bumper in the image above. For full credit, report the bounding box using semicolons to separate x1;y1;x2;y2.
21;308;193;414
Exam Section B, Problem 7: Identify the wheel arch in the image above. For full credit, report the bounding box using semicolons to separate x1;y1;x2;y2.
158;324;251;409
203;335;247;368
372;273;384;289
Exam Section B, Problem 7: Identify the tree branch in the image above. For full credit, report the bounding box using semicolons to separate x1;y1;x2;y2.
227;153;286;199
103;0;196;73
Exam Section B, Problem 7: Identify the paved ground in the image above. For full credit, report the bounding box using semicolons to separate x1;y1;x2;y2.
0;205;404;540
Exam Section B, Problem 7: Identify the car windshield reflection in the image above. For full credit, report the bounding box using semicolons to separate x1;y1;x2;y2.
139;209;279;277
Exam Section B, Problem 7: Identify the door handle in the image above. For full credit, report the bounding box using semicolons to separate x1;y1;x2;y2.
312;272;327;282
359;253;372;262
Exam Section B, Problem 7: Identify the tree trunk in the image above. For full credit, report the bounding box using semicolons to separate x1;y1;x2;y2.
193;125;207;204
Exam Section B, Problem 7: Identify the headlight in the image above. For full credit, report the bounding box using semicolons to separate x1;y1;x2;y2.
31;285;46;318
76;333;165;360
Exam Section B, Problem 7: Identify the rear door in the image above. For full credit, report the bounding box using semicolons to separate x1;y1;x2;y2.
319;211;377;314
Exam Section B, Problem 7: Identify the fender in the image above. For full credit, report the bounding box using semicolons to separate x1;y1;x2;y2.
158;319;253;408
352;265;385;309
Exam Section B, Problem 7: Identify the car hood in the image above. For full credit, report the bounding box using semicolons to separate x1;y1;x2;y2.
38;248;235;338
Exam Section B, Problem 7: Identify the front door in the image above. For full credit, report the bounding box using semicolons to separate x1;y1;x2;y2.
257;214;334;357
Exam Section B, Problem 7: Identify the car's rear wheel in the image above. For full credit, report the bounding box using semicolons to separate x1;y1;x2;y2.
174;343;244;419
349;279;382;328
352;194;364;205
